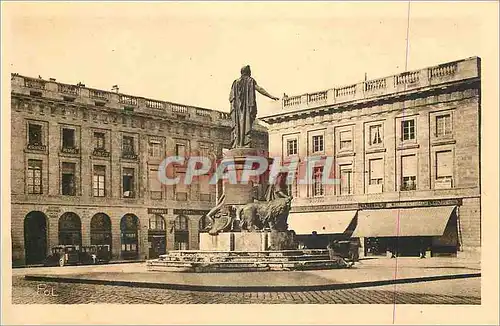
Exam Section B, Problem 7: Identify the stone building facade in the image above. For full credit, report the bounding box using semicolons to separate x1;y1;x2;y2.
10;74;268;265
262;57;481;259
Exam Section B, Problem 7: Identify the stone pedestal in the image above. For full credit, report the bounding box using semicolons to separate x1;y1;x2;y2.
200;231;297;251
222;147;270;205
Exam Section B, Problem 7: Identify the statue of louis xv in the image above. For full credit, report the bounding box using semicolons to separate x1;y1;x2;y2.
229;65;280;148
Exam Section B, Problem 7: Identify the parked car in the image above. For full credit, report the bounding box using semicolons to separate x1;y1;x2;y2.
44;244;111;267
331;240;360;262
79;245;111;264
44;245;80;267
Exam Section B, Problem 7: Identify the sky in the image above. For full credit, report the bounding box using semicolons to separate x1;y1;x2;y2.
3;2;498;117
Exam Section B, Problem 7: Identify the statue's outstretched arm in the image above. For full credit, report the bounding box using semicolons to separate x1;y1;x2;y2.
255;84;280;101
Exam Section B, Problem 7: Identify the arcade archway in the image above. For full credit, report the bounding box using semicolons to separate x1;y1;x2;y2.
58;212;82;246
24;211;48;264
121;214;139;260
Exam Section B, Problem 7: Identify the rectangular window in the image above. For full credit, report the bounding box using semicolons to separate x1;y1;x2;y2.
436;151;453;188
92;165;105;197
340;165;353;195
436;114;452;137
27;160;42;194
122;136;135;154
61;162;76;196
312;135;324;153
369;125;383;145
176;144;186;157
149;140;162;158
28;124;43;145
94;132;105;149
62;128;75;148
369;159;384;185
401;155;417;191
287;139;298;156
339;131;353;150
402;120;416;141
312;167;324;197
149;168;162;199
122;168;135;198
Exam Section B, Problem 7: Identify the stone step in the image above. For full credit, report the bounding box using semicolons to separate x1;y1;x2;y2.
157;254;331;263
147;258;351;272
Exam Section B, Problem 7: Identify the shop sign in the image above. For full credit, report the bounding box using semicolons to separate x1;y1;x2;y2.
173;209;210;215
148;208;169;214
291;198;461;212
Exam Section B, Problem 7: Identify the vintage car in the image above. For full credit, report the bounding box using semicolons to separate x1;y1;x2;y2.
44;244;112;267
43;245;80;267
331;240;360;262
79;245;111;264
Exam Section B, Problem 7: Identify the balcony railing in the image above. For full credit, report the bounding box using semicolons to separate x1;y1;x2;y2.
89;89;109;100
61;147;79;154
27;143;47;151
171;104;189;114
218;111;230;119
284;95;301;107
122;152;138;160
92;148;110;158
364;78;387;92
435;177;453;189
58;84;79;96
395;71;419;86
275;57;479;112
307;91;327;103
146;99;163;109
195;108;211;117
430;62;457;78
24;78;45;90
335;84;356;97
120;95;138;106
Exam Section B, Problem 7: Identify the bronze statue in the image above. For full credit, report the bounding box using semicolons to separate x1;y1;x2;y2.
229;65;279;148
237;196;292;232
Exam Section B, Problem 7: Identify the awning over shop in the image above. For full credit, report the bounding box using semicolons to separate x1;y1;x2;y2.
352;206;456;238
287;211;357;235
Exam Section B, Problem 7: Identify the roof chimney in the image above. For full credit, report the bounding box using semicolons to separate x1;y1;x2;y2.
112;85;119;93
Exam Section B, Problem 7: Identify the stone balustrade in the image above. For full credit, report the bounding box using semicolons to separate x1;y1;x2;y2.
364;78;386;91
171;103;189;114
335;84;357;97
146;99;163;109
24;77;45;90
13;74;233;124
429;62;458;78
119;95;138;106
58;84;79;95
277;57;479;112
89;89;109;100
395;71;419;86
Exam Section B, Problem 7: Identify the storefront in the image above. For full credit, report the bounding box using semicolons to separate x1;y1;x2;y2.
148;214;166;259
287;210;358;249
353;205;458;257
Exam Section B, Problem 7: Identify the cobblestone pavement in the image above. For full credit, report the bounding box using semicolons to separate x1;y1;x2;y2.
12;276;480;304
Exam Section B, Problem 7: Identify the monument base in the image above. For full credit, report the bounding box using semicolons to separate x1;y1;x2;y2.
199;231;296;251
146;249;353;273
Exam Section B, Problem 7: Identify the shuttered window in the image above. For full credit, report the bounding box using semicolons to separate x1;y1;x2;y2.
149;168;162;199
401;155;417;191
436;151;453;178
369;159;384;185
